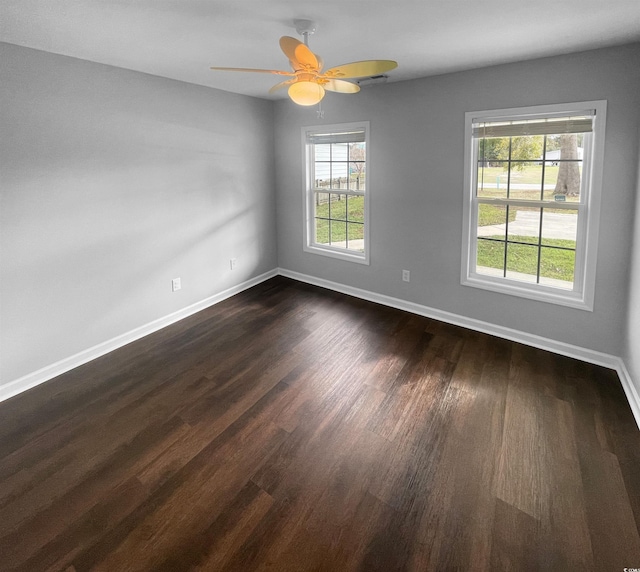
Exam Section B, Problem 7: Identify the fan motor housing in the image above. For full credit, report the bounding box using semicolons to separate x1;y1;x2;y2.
294;19;317;37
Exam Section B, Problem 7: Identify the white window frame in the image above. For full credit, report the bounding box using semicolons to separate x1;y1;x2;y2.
302;121;370;265
461;101;607;311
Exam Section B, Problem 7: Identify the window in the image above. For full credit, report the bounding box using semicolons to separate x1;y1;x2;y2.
461;101;606;310
303;122;370;264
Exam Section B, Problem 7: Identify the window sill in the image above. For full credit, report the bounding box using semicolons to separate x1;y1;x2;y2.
304;244;370;265
462;272;592;311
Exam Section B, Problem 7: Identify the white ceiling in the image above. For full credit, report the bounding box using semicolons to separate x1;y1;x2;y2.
2;1;640;100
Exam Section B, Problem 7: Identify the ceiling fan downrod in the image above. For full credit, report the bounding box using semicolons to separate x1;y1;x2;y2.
294;19;317;46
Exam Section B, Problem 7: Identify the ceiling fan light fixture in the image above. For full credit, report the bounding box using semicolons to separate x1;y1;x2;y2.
288;81;325;106
210;23;397;106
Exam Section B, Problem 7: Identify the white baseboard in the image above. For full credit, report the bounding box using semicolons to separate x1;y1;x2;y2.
4;266;639;431
278;267;640;430
614;360;640;431
0;269;278;403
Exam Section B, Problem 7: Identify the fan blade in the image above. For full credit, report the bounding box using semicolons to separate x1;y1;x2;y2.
269;79;296;94
294;43;319;70
279;36;319;70
324;60;397;79
279;36;303;65
322;79;360;94
210;66;294;76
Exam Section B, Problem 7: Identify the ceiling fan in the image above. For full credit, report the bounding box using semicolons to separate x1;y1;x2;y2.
210;20;398;106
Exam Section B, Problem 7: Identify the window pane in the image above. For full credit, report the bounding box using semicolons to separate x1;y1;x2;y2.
315;218;329;245
539;246;575;290
508;161;543;200
478;137;509;162
510;135;544;161
349;141;365;158
330;162;349;189
330;220;347;247
505;243;539;284
314;144;331;162
332;142;348;161
541;208;578;247
347;195;364;223
477;162;508;199
315;192;330;219
349;142;366;192
350;162;366;191
476;238;505;277
314;165;330;189
507;207;540;245
347;223;364;251
546;161;583;202
330;194;347;221
477;203;508;240
543;133;583;201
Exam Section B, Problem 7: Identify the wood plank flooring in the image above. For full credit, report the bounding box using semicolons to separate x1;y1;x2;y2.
1;275;640;571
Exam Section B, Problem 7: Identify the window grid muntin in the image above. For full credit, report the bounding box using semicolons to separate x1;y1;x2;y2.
462;101;606;310
473;126;589;289
476;134;585;204
314;192;365;250
306;125;368;258
475;206;579;286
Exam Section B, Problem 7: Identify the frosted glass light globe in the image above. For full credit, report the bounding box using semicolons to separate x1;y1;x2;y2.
288;81;325;106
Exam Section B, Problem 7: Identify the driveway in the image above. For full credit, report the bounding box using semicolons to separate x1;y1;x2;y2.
478;210;577;240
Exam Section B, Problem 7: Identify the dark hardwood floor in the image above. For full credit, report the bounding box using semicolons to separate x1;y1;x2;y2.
1;276;640;571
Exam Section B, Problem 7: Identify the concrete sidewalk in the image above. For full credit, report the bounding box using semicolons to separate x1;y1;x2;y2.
478;210;577;240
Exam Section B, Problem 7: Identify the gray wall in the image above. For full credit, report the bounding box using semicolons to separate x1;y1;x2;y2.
3;41;639;398
626;136;640;395
275;44;640;357
0;43;277;383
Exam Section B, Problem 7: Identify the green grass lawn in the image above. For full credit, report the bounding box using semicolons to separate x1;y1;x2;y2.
478;204;517;226
477;236;575;282
314;195;364;245
313;190;574;280
477;204;573;226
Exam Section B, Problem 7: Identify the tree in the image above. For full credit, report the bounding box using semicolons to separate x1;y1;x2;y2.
507;136;544;170
479;136;543;170
478;138;506;166
349;144;366;190
554;133;581;196
545;135;561;152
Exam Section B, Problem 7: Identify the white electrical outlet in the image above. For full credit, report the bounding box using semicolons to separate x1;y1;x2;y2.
230;258;237;270
402;270;410;282
172;277;181;292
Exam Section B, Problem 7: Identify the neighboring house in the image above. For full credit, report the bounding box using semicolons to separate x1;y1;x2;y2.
539;147;583;165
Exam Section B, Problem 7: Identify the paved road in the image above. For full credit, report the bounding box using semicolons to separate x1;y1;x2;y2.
478;210;577;240
479;183;556;190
